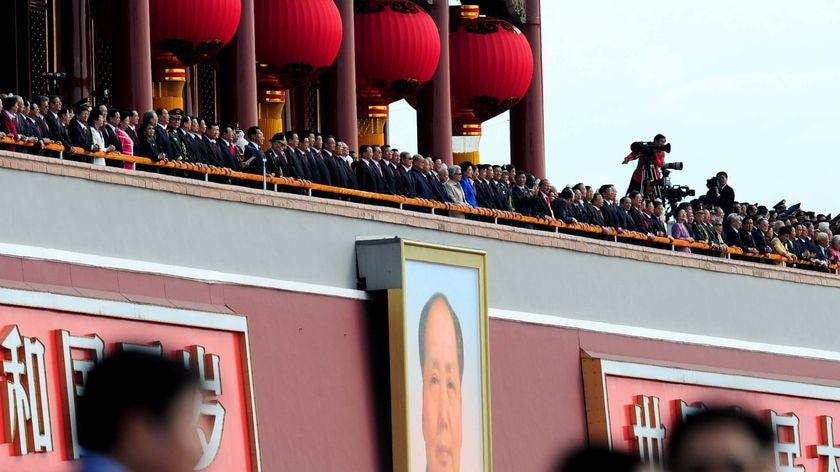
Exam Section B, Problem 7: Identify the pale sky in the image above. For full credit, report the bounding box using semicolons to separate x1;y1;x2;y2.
390;0;840;215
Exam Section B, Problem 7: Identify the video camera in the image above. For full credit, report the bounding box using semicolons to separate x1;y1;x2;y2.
630;141;683;170
706;176;719;190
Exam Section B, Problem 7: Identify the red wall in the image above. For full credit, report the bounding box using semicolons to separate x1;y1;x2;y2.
2;255;839;471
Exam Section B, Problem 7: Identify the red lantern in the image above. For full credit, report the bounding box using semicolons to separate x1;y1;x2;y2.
449;10;534;128
149;0;241;66
254;0;343;89
354;0;440;104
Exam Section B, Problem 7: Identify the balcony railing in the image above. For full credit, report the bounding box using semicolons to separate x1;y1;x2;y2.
3;136;835;274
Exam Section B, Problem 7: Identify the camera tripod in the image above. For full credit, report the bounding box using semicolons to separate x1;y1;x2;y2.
638;161;664;202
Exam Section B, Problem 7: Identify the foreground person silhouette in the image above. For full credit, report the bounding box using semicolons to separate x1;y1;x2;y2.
76;351;202;472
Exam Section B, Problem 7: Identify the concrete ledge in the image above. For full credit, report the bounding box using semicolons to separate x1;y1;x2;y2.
2;150;836;289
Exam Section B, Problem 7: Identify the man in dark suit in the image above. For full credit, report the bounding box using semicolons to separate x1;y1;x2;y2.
154;108;176;161
45;95;63;139
24;100;51;155
511;173;535;215
201;123;226;168
218;123;240;171
283;131;308;180
394;152;416;197
373;146;395;194
265;132;292;178
355;145;386;194
627;191;650;234
474;165;498;209
299;137;323;184
123;109;139;144
335;141;358;190
550;187;578;224
533;179;556;220
737;216;760;254
589;194;608;226
241;126;267;189
409;155;435;200
103;109;123;154
723;214;747;250
308;139;331;186
712;171;735;216
320;136;345;188
68;103;96;157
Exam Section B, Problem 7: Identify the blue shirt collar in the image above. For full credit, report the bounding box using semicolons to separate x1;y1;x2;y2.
79;453;132;472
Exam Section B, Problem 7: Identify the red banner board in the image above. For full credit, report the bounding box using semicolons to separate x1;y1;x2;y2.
0;296;259;472
583;356;840;472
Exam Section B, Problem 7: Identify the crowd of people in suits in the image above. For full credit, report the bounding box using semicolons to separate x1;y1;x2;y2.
1;92;837;271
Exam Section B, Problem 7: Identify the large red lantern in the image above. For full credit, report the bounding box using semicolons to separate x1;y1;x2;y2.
354;0;440;104
254;0;343;89
449;5;534;162
149;0;241;66
354;0;440;145
148;0;241;111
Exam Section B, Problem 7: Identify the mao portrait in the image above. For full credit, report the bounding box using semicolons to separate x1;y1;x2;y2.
418;293;464;472
401;256;490;472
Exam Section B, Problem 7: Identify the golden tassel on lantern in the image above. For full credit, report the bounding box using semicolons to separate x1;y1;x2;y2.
452;122;482;164
358;104;388;146
152;66;186;111
258;89;286;141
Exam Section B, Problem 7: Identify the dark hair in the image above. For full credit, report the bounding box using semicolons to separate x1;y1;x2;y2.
2;95;19;110
141;111;157;124
206;122;219;129
48;95;61;105
359;144;372;155
34;95;48;108
58;106;71;118
557;447;640;472
77;351;197;453
716;171;728;179
418;293;464;382
221;123;235;135
598;184;613;195
778;226;792;236
155;107;167;116
106;108;120;120
742;215;754;224
246;126;261;140
668;409;774;468
628;190;641;200
560;187;574;200
138;122;154;134
284;131;297;141
654;133;666;141
88;108;103;125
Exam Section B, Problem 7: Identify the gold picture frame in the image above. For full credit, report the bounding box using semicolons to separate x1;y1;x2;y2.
383;240;493;472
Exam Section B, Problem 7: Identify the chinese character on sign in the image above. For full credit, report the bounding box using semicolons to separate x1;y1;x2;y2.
678;400;707;421
0;325;52;455
631;395;666;470
770;410;806;472
179;345;225;470
116;341;164;356
56;329;105;460
811;415;840;472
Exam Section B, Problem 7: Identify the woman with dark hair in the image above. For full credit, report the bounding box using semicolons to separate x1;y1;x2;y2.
671;208;694;253
87;108;113;166
134;122;167;173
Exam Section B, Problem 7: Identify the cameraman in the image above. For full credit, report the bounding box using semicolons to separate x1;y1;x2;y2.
622;133;667;196
708;171;735;216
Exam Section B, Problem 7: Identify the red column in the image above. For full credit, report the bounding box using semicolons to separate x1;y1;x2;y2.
510;0;546;178
416;0;453;164
126;0;153;111
234;0;258;126
60;0;93;103
334;0;359;151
